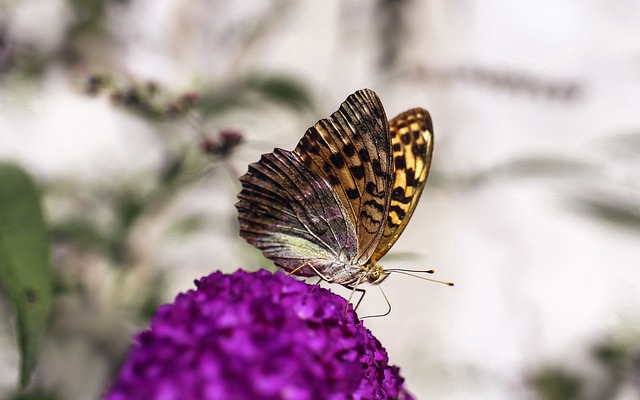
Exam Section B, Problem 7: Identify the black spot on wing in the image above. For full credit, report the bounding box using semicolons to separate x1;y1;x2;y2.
372;159;383;176
346;188;360;199
412;142;426;157
343;143;356;157
330;152;345;168
389;204;406;220
350;164;365;179
363;199;385;214
327;174;340;185
359;148;370;162
406;169;417;186
391;186;405;200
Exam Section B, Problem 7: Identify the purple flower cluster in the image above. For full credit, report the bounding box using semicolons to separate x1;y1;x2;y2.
106;269;414;400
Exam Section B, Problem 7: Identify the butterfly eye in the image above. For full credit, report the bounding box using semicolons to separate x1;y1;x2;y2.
367;267;389;285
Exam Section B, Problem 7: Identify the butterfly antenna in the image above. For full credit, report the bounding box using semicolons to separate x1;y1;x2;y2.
385;268;455;286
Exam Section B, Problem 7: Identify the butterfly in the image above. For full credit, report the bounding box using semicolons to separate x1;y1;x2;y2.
236;89;434;290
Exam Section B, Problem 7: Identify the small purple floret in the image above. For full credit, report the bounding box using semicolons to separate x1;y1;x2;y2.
106;269;414;400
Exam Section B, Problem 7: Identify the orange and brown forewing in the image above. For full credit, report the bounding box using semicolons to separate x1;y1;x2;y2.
372;108;433;262
294;89;394;265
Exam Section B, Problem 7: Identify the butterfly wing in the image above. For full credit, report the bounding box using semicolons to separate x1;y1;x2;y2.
236;148;358;277
372;108;434;263
294;89;394;265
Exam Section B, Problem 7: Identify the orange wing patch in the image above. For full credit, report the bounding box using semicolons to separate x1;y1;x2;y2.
372;108;433;262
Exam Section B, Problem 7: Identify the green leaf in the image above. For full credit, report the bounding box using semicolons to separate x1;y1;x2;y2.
6;389;62;400
575;197;640;232
451;155;594;188
68;0;107;34
528;367;583;400
160;156;185;186
198;75;314;117
246;75;314;111
167;214;207;237
197;90;251;117
495;156;592;177
0;163;53;389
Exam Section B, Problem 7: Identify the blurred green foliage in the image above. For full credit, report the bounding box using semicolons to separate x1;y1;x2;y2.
529;328;640;400
198;74;314;117
0;164;53;389
576;197;640;232
530;367;583;400
7;390;62;400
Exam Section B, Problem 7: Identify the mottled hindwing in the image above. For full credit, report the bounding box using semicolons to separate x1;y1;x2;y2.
294;89;394;264
372;108;433;262
236;148;358;277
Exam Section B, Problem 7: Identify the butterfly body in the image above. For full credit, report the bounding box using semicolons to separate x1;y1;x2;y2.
236;89;433;287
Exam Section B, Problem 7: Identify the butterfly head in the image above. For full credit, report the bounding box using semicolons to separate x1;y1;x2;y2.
367;264;389;285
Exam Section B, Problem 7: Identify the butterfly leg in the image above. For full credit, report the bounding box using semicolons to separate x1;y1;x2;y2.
341;284;367;311
288;262;333;282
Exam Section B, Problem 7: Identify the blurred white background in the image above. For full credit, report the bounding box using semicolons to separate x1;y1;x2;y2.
1;1;640;399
